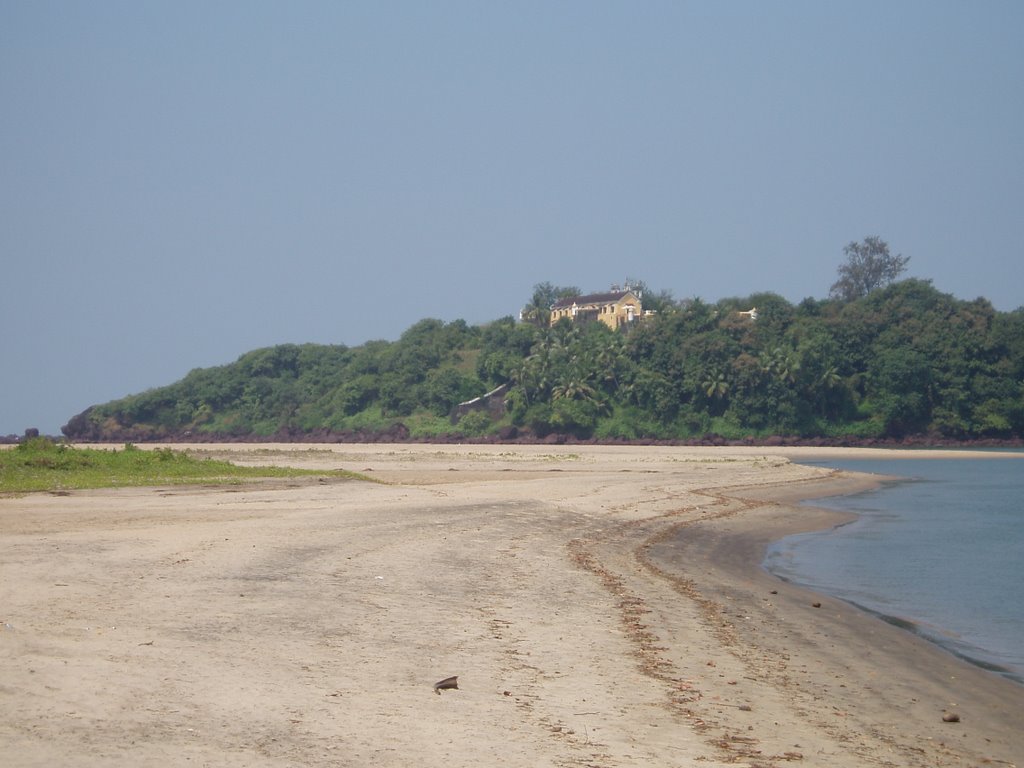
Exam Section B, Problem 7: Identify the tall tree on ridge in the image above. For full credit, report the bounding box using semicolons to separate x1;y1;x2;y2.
830;236;910;302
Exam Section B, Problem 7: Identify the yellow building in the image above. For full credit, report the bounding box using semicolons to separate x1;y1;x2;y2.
549;290;642;329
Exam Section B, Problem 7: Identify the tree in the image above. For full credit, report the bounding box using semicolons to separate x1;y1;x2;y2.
476;317;538;385
702;369;730;400
622;277;676;314
520;282;581;327
829;236;910;302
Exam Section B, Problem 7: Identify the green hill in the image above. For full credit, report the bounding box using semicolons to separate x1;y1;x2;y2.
62;281;1024;443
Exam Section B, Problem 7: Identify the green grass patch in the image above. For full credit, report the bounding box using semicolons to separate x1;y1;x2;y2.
404;412;458;439
0;438;367;494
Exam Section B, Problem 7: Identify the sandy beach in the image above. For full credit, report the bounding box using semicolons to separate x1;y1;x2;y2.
1;444;1021;767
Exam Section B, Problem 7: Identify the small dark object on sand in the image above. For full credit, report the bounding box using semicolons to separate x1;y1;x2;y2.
812;602;822;608
434;676;459;695
942;712;961;723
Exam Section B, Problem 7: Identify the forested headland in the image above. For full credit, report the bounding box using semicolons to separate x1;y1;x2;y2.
60;241;1024;445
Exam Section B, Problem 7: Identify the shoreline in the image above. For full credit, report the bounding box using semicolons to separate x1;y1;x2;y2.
2;444;1021;767
643;465;1023;765
770;458;1024;686
835;598;1023;685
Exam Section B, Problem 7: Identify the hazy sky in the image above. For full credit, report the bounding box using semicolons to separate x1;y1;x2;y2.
3;1;1022;435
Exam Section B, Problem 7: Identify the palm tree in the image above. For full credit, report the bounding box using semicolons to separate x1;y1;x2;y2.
702;369;730;400
552;376;599;403
813;364;844;418
760;346;800;385
593;336;627;392
818;364;841;390
519;299;549;328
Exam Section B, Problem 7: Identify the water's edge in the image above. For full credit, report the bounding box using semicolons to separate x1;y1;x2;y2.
766;459;1023;686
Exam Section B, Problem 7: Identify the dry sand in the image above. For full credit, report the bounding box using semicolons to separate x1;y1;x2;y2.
1;444;1021;767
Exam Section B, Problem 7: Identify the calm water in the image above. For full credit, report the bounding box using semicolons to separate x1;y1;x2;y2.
764;456;1024;683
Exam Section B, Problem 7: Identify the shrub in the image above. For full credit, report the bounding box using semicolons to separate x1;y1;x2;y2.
456;410;493;436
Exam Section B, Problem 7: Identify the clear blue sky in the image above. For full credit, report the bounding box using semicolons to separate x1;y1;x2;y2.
2;1;1022;435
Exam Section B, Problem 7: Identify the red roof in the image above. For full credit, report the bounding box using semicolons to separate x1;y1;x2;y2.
550;290;636;310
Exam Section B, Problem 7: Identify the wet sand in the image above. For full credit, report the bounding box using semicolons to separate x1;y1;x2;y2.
1;444;1021;767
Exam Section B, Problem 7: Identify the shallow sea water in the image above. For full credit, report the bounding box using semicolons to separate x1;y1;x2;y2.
764;456;1024;683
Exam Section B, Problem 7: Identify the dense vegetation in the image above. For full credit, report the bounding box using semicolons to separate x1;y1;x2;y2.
0;438;360;493
62;276;1024;444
